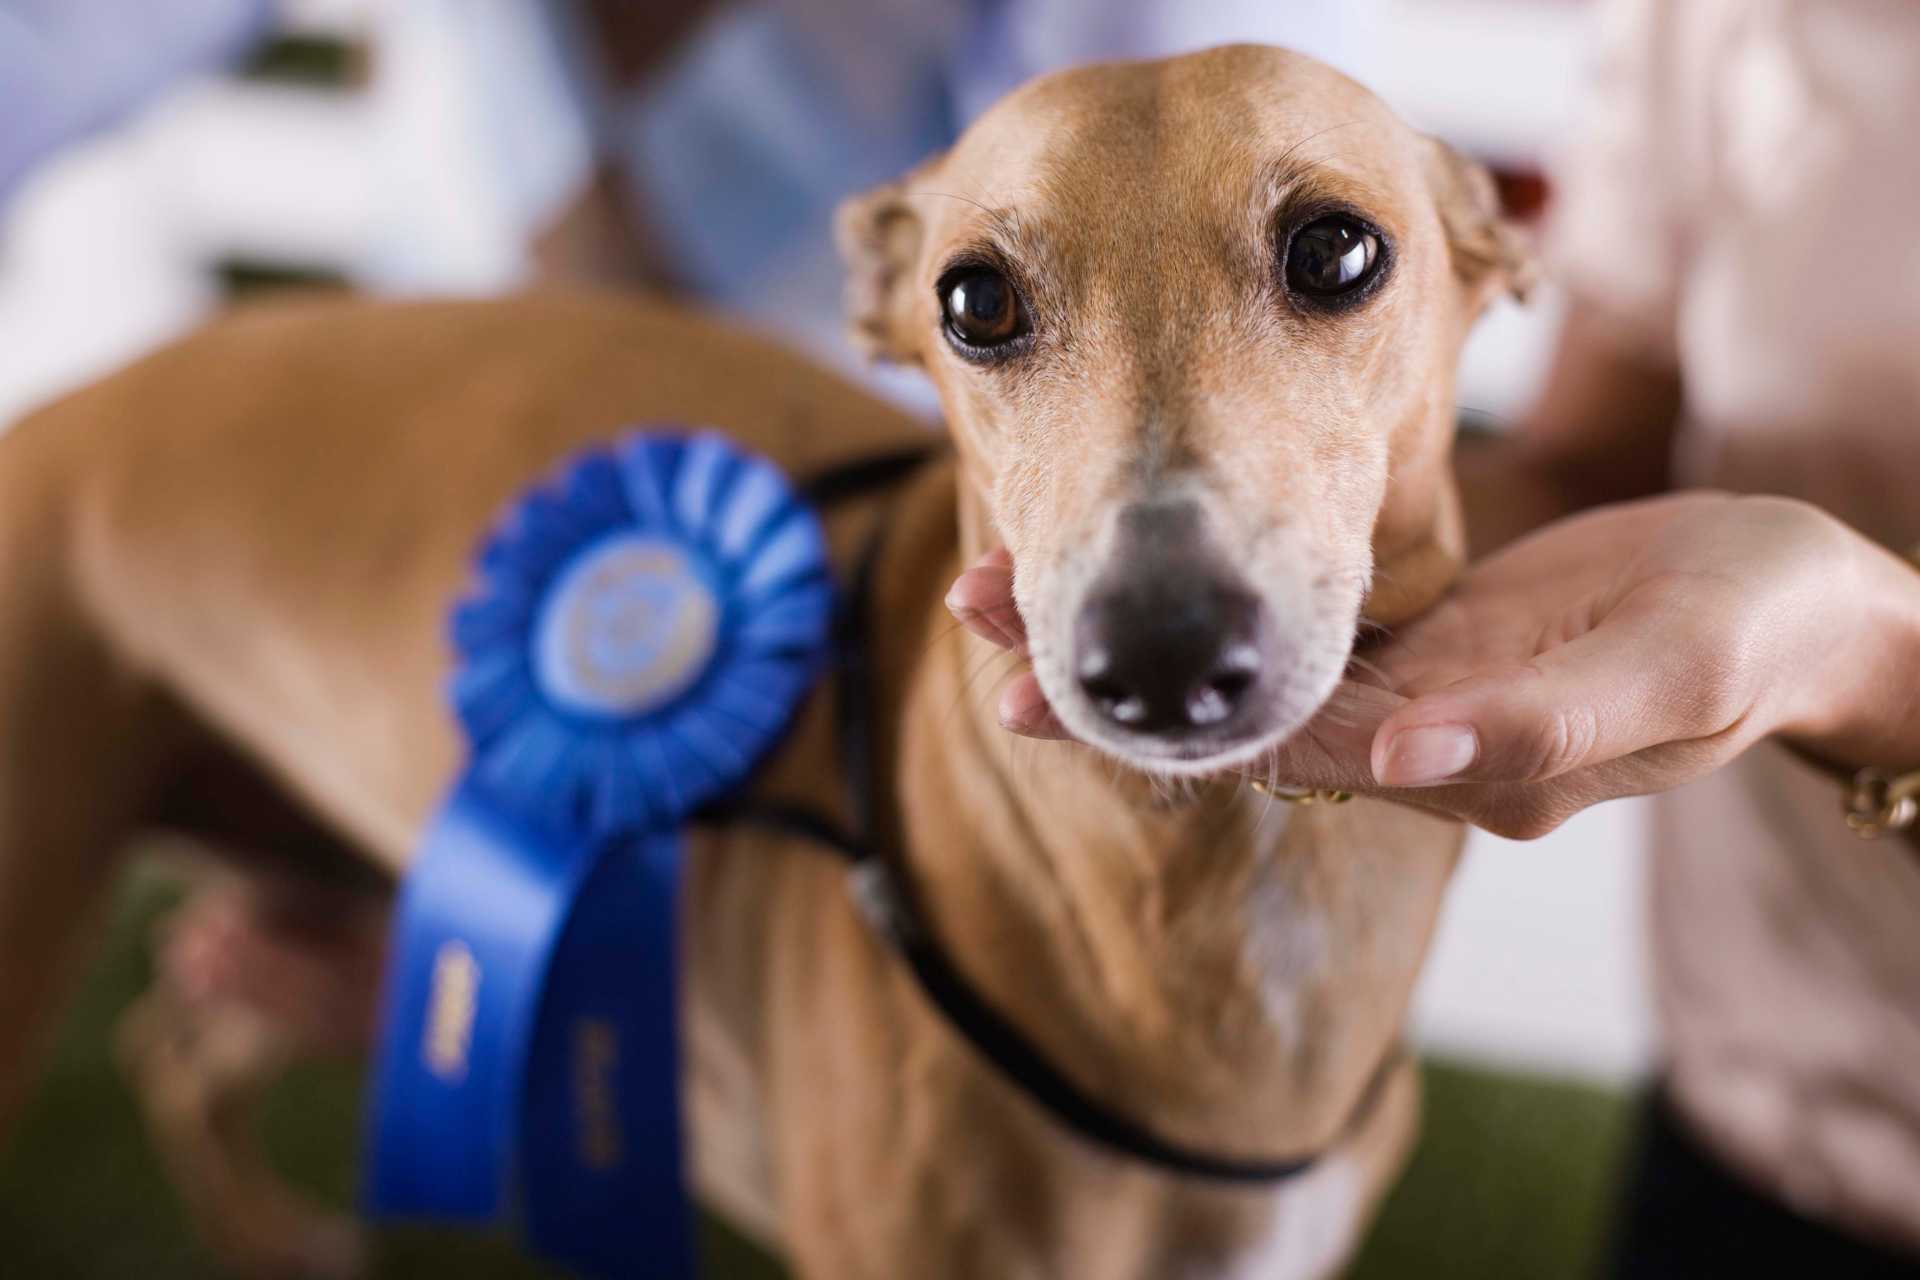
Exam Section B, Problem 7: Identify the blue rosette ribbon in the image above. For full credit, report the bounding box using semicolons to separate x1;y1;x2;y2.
364;431;834;1278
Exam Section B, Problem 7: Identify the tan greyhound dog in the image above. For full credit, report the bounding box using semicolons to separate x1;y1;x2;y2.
0;46;1529;1280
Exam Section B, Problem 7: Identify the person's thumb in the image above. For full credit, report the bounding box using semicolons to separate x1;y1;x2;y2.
1369;610;1739;787
1251;679;1405;793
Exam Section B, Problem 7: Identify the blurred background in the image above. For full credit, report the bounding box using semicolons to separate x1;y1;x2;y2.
0;1;1644;1276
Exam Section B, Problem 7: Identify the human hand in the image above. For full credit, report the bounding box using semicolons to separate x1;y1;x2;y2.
946;493;1920;838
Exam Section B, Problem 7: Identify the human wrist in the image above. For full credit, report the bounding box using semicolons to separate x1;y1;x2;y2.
1779;530;1920;774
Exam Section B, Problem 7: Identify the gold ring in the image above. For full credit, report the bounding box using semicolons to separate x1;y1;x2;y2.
1248;779;1353;805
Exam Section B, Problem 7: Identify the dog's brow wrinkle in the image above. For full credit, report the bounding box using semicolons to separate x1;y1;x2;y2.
910;189;1044;262
1252;119;1381;230
915;192;1059;298
912;188;1005;224
1269;119;1371;181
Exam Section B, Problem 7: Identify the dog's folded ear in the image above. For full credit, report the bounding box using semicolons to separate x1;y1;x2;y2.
835;161;938;364
1424;136;1538;305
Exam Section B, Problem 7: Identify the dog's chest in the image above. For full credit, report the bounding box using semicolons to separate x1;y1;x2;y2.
1201;1155;1364;1280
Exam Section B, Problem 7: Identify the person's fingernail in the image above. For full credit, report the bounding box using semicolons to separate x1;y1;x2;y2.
1378;724;1477;786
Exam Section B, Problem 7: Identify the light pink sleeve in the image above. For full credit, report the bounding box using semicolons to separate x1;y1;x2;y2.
1545;0;1692;361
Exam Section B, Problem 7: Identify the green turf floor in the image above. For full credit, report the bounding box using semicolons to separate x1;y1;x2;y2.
0;864;1635;1278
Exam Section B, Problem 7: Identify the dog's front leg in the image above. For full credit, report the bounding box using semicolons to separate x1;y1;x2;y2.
117;868;388;1280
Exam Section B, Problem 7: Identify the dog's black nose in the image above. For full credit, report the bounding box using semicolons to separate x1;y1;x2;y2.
1074;585;1264;735
1072;504;1267;737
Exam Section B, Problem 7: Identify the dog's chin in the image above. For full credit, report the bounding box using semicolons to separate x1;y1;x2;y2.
1043;651;1351;780
1095;725;1300;779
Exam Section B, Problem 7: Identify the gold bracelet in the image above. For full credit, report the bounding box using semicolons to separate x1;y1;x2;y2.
1844;543;1920;839
1845;767;1920;838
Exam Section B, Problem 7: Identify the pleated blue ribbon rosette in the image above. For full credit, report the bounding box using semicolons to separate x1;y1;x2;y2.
365;430;835;1278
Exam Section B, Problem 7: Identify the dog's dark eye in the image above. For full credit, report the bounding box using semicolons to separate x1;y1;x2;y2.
1284;214;1383;300
940;268;1028;353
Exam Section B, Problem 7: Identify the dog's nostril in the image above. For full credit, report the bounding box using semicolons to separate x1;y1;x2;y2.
1077;649;1151;726
1082;676;1149;726
1189;669;1255;727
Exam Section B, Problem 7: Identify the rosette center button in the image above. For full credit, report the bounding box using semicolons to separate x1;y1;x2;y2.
533;535;720;720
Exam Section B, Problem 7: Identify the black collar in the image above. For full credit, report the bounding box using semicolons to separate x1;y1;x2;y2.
706;446;1398;1184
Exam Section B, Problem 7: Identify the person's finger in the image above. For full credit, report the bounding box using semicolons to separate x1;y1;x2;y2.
945;547;1026;652
1248;679;1404;792
997;671;1071;739
945;549;1069;738
1370;601;1743;787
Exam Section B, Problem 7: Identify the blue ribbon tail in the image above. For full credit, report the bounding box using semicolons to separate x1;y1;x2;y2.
365;782;597;1221
521;832;695;1277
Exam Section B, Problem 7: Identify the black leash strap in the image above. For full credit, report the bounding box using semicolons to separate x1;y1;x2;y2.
713;444;1400;1185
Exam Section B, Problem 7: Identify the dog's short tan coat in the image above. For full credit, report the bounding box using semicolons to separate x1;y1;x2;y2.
0;46;1527;1279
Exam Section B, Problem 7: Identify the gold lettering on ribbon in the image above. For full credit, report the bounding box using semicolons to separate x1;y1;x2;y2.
422;941;481;1082
573;1018;625;1171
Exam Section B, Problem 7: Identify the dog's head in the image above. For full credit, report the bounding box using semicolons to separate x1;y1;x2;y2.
839;45;1531;773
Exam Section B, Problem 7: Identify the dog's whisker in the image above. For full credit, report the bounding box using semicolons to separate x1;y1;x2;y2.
920;614;974;654
1356;615;1396;644
1257;755;1283;827
1269;119;1371;181
910;190;1030;251
912;188;999;220
937;651;1009;725
944;648;1029;727
1344;652;1399;692
1310;567;1373;591
1368;562;1405;590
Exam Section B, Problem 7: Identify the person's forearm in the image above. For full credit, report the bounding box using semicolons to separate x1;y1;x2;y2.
575;0;720;84
531;166;682;291
1458;302;1683;556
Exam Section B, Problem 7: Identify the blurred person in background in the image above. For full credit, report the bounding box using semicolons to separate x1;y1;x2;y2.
1;0;1380;350
2;0;1382;394
1479;2;1920;1273
528;0;1381;388
949;0;1920;1274
0;0;273;202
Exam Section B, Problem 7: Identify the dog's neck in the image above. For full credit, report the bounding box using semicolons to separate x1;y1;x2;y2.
883;471;1456;1158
